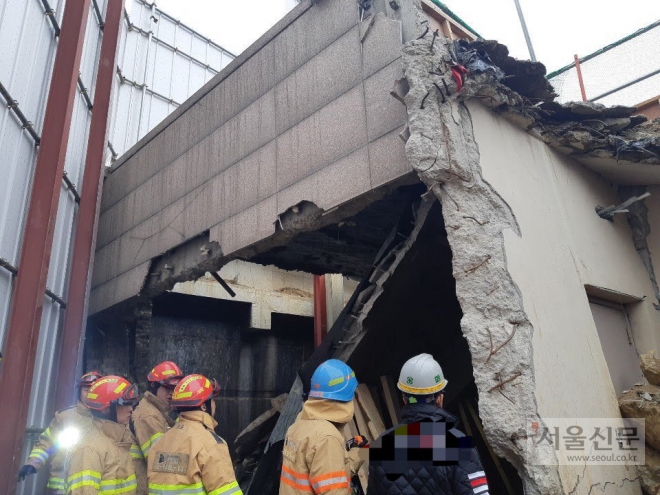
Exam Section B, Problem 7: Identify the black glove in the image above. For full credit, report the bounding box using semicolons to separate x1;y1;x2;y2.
17;465;36;482
346;435;368;450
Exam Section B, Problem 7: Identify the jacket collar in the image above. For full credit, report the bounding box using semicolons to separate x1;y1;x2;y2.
94;418;135;445
401;403;458;426
178;410;218;431
144;391;171;416
76;401;92;417
301;398;354;425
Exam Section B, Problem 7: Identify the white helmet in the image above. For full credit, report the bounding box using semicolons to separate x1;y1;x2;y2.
397;353;447;395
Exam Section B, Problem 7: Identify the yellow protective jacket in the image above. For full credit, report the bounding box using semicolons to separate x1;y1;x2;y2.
63;417;146;495
132;392;174;458
279;399;356;495
26;402;93;493
147;410;242;495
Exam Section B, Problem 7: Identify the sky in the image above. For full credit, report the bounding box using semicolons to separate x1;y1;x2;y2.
147;0;660;73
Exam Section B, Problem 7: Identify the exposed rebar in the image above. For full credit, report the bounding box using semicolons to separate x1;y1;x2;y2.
0;82;41;145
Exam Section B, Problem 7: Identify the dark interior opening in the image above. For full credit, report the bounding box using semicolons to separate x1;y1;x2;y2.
347;202;524;495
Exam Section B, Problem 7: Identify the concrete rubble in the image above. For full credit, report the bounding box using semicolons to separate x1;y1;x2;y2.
642;351;660;386
455;38;659;165
620;352;660;494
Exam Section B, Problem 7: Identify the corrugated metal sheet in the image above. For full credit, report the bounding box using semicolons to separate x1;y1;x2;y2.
0;0;65;350
11;1;105;493
0;0;232;491
109;0;234;159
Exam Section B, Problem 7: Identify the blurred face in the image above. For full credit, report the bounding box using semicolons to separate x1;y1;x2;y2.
79;385;91;402
156;384;175;404
116;404;133;426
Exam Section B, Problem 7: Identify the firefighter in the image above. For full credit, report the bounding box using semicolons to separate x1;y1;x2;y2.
17;371;101;494
132;360;183;458
366;354;489;495
147;373;242;495
63;375;143;495
280;359;359;495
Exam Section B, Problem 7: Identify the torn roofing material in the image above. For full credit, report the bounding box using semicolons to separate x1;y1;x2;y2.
456;39;660;184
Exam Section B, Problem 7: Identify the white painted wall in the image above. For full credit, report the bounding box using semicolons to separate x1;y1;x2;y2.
469;100;657;493
647;186;660;304
173;260;358;330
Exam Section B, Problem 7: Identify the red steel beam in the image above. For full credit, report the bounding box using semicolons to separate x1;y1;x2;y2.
313;275;328;348
55;0;126;412
0;1;91;491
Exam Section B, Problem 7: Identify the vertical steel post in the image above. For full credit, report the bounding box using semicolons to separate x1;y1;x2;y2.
512;0;537;62
55;0;126;412
313;275;328;348
574;54;588;101
0;1;91;492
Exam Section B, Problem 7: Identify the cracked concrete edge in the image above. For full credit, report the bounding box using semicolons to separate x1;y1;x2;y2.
334;195;435;361
458;65;659;169
620;185;660;310
400;29;563;493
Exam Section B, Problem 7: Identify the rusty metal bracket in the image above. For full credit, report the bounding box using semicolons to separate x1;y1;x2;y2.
39;0;61;36
0;82;42;145
62;171;81;204
77;76;94;110
45;288;67;308
0;257;18;276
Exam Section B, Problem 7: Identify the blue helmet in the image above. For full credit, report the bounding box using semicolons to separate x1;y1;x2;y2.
309;359;358;402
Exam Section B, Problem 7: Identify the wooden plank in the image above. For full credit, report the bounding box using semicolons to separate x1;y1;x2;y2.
380;376;401;426
355;384;386;438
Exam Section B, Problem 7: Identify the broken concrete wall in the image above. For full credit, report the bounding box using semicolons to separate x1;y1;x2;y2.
469;105;660;356
401;26;655;492
647;186;660;308
468;100;654;492
92;0;412;314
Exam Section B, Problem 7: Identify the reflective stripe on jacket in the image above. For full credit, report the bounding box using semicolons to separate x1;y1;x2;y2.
279;399;355;495
26;402;93;494
63;417;146;495
132;393;174;457
147;410;242;495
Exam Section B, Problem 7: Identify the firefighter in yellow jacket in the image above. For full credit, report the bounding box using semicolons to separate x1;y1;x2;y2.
147;373;242;495
280;359;359;495
17;371;101;494
132;361;184;458
63;375;144;495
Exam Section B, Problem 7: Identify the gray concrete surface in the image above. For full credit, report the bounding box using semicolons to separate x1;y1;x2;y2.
92;1;412;314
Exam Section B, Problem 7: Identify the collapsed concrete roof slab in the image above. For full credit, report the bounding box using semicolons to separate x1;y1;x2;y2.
92;2;418;314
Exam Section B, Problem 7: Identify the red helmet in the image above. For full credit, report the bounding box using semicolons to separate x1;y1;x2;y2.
147;361;184;387
84;376;138;411
171;374;220;408
76;371;102;388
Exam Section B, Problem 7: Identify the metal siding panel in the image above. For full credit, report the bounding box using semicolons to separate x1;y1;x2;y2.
0;0;64;349
110;0;234;160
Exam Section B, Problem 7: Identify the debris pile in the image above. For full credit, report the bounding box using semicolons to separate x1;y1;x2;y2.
234;394;288;489
619;351;660;495
455;39;660;167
